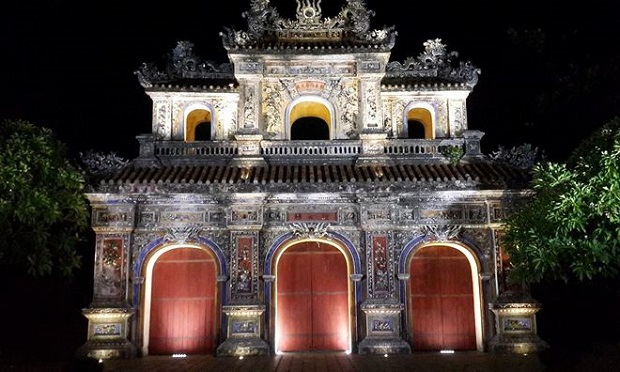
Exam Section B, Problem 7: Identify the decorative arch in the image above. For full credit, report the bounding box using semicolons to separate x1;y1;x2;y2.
134;237;227;356
285;96;336;140
183;103;216;141
264;231;361;353
398;238;484;351
402;102;436;139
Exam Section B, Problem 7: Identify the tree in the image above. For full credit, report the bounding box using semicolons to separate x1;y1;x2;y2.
504;117;620;284
0;119;90;277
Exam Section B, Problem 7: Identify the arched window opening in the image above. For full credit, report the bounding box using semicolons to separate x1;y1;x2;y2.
185;109;212;141
288;100;332;140
407;120;426;139
291;117;329;140
406;108;433;139
194;122;212;141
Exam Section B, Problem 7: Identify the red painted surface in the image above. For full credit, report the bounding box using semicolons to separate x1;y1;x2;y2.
277;242;349;352
149;248;217;354
409;246;476;351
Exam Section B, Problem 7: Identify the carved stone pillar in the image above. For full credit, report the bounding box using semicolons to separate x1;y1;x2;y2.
230;133;266;168
489;289;549;353
78;202;137;359
356;132;391;167
358;301;411;354
463;130;485;157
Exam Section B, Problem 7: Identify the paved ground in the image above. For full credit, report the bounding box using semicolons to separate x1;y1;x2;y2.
100;352;545;372
3;346;620;371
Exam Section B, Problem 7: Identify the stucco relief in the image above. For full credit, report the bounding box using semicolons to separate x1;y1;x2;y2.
393;100;405;137
334;79;359;138
154;100;171;139
262;82;285;139
213;98;238;139
461;227;494;260
171;100;183;139
448;99;466;137
381;99;394;137
363;83;379;127
242;85;257;129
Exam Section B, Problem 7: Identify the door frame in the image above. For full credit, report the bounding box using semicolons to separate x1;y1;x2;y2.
266;236;359;354
402;242;484;351
140;243;222;356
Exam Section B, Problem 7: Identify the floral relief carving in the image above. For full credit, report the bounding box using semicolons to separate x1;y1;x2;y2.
335;79;358;138
94;236;126;300
262;82;284;138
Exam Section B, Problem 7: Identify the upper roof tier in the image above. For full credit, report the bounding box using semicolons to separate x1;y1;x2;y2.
220;0;397;51
135;39;480;90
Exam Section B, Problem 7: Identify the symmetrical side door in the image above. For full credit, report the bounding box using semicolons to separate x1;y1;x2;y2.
409;245;476;350
149;248;217;354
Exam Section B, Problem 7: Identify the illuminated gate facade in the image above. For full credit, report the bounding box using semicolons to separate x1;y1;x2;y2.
79;0;537;360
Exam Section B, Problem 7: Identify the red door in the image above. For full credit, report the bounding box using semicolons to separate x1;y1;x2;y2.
409;246;476;350
149;248;217;354
276;242;349;352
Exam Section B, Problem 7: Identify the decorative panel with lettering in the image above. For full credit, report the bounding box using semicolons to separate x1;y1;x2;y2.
366;233;394;299
230;232;259;300
94;235;127;304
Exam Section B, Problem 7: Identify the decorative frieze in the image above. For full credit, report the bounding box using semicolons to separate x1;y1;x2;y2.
228;206;263;229
264;62;356;77
92;207;134;231
287;211;338;222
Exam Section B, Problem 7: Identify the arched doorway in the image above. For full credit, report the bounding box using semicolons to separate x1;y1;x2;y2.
146;247;217;355
408;245;478;351
275;241;350;352
404;107;433;139
290;117;329;140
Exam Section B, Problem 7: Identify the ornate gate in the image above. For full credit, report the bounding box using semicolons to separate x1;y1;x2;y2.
276;241;350;352
408;245;476;350
148;247;217;354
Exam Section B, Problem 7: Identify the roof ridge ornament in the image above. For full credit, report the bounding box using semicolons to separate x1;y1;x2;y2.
220;0;396;49
385;39;481;88
135;41;234;87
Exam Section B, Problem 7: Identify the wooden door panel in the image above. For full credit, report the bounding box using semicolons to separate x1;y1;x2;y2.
277;243;349;352
409;246;476;351
440;259;472;295
411;296;444;350
312;250;348;292
311;292;348;350
150;248;216;355
441;296;476;349
278;294;313;351
277;250;312;294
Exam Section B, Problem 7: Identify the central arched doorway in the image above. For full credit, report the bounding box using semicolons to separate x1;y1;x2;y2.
408;244;479;351
275;241;350;352
146;247;218;355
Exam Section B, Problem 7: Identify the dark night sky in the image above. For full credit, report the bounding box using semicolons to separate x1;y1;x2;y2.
2;0;619;161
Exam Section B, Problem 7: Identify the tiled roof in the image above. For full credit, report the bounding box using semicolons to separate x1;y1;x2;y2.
96;161;530;190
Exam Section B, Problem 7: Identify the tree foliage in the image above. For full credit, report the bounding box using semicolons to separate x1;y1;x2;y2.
0;119;90;277
504;118;620;284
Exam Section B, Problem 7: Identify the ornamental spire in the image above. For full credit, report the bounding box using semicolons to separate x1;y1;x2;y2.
220;0;396;50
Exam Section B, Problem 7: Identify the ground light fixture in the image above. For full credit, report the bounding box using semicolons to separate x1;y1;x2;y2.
172;354;187;358
440;350;455;354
